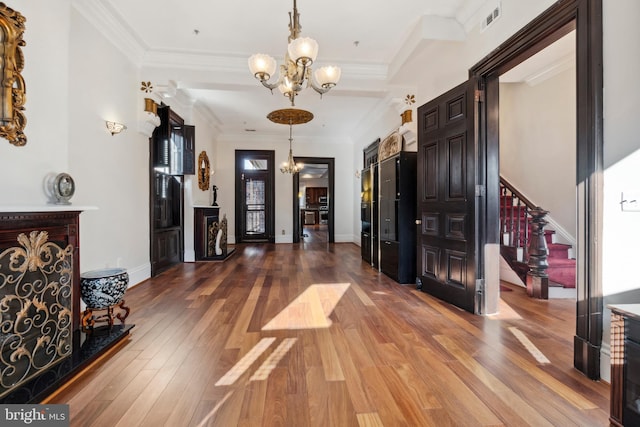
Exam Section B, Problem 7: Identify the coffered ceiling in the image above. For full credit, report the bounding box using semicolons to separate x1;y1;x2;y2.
74;0;497;140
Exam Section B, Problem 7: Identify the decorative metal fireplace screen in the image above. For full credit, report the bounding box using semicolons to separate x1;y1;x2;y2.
0;231;73;398
206;215;228;257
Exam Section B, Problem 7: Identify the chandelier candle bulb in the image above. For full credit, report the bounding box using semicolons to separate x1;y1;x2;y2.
315;66;341;88
248;54;277;80
288;37;318;65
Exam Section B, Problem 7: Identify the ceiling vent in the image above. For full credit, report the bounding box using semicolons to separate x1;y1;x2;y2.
481;2;501;32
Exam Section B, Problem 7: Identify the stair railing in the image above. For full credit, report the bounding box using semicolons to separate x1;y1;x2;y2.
500;176;536;261
500;176;550;299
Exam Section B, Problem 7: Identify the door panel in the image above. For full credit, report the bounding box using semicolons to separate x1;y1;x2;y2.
417;80;477;313
244;176;267;237
235;150;275;243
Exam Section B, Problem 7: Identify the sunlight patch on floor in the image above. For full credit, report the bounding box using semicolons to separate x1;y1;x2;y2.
250;338;298;381
215;284;350;388
195;391;233;427
509;326;551;364
486;297;523;320
356;412;385;427
262;283;350;330
215;337;276;386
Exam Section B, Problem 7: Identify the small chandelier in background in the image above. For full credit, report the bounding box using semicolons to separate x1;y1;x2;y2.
248;0;341;106
267;108;313;175
280;124;302;174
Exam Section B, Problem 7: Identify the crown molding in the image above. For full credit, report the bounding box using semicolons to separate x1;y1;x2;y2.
523;54;575;87
72;1;390;87
143;49;389;83
388;15;466;82
71;0;146;66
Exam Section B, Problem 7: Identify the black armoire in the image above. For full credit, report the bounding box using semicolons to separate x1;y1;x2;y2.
150;105;195;276
378;151;417;283
361;139;379;267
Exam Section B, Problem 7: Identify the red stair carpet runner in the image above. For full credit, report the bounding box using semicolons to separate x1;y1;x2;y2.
546;233;576;289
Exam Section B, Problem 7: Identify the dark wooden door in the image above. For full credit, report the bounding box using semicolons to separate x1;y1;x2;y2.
417;79;478;313
235;150;275;243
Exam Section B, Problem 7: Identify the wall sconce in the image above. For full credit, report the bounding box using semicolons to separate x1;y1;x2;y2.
139;81;161;137
105;121;127;136
143;97;158;116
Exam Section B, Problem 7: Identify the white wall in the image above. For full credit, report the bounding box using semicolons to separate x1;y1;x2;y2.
499;66;577;241
0;2;71;203
0;3;152;286
600;0;640;381
67;8;150;284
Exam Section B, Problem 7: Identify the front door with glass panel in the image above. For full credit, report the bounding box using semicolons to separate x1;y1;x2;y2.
235;150;275;243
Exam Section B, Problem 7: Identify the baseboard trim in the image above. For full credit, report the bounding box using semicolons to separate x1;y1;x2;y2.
127;262;151;288
600;342;611;383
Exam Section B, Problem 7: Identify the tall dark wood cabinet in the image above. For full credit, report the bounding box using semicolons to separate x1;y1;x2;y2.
183;125;196;175
150;106;195;276
361;168;372;263
379;151;417;283
371;163;379;268
361;139;379;267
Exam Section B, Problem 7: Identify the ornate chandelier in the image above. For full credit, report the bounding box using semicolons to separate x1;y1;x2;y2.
248;0;341;106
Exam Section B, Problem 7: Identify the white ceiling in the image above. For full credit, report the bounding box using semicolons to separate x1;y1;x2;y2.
75;0;496;141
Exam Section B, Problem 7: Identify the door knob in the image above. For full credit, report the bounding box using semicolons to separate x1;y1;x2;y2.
415;219;422;225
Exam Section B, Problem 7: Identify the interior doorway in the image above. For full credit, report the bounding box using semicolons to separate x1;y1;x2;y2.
292;157;335;244
497;30;577;299
469;0;603;379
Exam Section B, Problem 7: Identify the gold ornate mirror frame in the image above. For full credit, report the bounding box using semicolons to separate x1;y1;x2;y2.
198;151;210;191
0;3;27;146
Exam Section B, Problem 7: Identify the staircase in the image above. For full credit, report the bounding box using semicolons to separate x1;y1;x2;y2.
546;236;576;288
499;178;576;294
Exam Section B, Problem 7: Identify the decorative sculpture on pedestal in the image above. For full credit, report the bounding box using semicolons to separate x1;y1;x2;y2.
212;185;218;206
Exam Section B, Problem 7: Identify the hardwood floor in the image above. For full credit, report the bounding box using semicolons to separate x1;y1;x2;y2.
47;242;610;426
301;223;328;243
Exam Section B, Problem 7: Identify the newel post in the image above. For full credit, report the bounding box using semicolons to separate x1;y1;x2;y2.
526;207;549;299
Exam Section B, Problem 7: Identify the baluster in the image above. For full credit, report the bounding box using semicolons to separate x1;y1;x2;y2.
526;207;549;299
515;198;522;249
509;191;515;247
523;205;530;260
500;186;507;241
